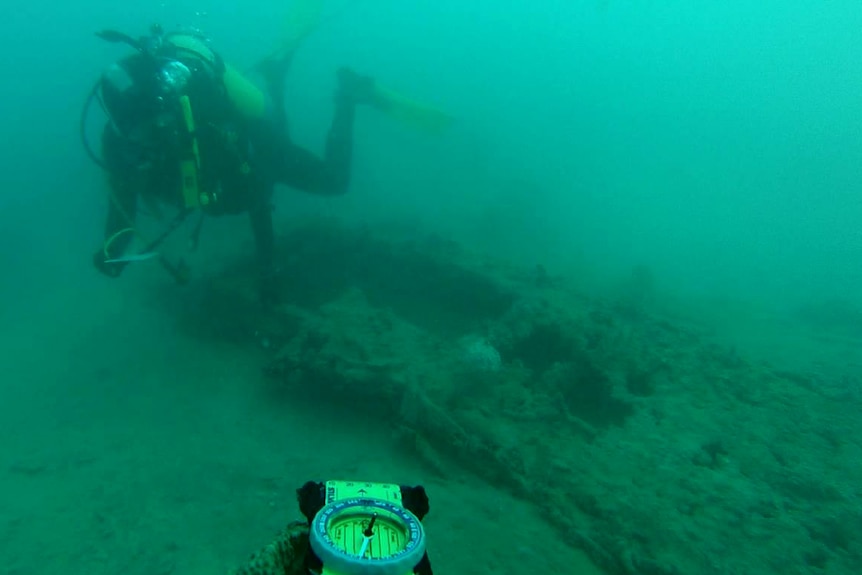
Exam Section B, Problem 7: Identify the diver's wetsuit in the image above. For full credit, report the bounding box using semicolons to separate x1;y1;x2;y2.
242;79;356;279
96;49;361;299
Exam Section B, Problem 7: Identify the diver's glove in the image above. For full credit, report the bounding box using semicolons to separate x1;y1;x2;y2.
336;67;382;108
92;249;126;278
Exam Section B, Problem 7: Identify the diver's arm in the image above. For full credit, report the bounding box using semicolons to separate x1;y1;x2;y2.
92;124;144;276
93;176;138;277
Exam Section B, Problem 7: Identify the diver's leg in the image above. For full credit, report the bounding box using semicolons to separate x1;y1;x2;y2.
318;67;386;191
258;57;292;133
323;76;359;192
268;68;381;196
269;73;362;196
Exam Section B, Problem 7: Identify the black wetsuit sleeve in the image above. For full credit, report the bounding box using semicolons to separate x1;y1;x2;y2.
99;127;140;261
101;177;138;258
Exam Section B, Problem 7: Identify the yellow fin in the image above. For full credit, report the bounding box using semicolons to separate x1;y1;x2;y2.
375;86;454;134
273;0;325;61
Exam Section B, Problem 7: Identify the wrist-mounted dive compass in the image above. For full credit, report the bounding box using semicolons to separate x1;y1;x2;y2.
298;480;433;575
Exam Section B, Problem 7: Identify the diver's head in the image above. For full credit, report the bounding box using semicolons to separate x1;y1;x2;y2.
97;25;218;142
83;24;224;173
99;53;192;145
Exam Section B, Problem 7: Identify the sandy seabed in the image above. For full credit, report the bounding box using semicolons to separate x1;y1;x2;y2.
0;276;600;575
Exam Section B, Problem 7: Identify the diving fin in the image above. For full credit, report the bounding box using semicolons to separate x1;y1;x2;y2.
255;0;325;116
262;0;325;67
372;85;454;134
261;1;452;134
338;68;453;134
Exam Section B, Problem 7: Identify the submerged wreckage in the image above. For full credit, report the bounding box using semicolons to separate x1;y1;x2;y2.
177;220;862;575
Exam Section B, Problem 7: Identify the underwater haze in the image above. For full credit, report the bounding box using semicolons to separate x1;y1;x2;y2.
1;1;860;307
1;1;861;574
294;0;862;308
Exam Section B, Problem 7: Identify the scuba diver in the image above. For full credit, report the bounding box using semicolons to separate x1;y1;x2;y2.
234;480;433;575
84;2;451;303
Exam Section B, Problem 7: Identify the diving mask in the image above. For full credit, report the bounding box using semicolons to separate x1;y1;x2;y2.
157;60;192;97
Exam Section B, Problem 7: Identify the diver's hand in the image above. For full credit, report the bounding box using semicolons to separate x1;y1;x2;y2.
92;250;125;278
